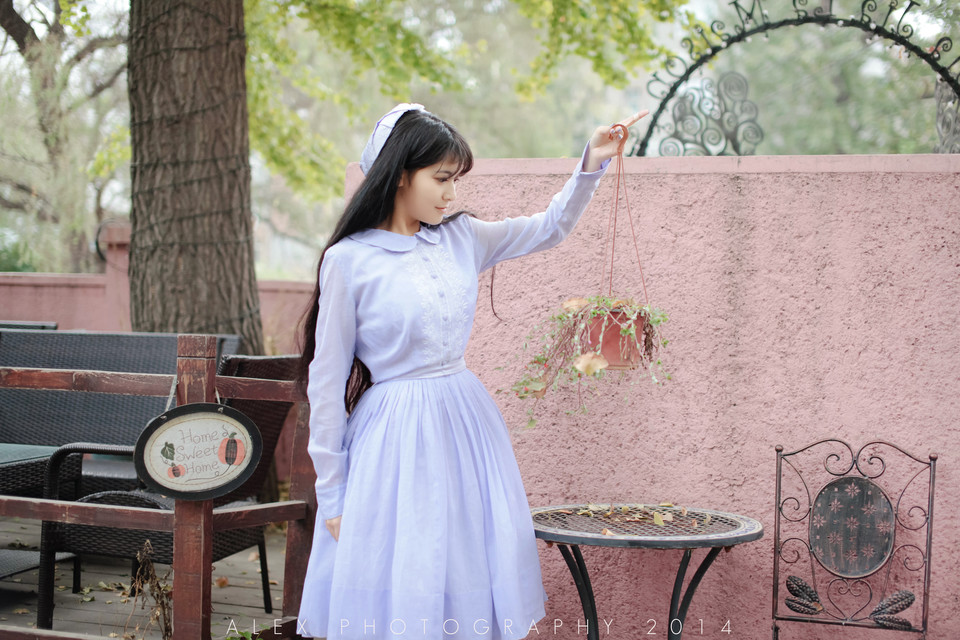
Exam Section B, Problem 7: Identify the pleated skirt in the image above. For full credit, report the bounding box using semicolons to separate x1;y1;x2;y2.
297;369;547;639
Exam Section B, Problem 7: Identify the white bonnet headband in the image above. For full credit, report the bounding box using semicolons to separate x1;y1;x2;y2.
359;103;426;176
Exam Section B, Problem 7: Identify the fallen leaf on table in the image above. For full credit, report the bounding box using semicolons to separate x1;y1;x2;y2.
13;608;29;615
659;502;674;507
704;514;712;525
247;551;260;562
680;506;688;516
601;528;615;536
215;576;229;588
556;509;573;515
691;519;699;527
653;512;665;526
661;512;674;522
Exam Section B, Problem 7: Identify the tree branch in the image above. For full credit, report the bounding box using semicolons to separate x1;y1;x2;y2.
65;34;127;72
254;214;321;251
50;0;64;38
68;62;126;111
0;0;40;54
0;175;58;223
0;191;28;211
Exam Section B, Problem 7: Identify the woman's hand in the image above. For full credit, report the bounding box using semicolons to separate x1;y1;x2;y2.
583;110;650;173
325;515;342;541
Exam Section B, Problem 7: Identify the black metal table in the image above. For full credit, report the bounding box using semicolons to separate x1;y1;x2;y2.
532;503;764;640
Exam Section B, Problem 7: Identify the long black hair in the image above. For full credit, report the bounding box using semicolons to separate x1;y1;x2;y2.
296;109;474;412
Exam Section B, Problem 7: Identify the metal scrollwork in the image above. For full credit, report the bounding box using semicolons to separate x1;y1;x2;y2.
654;71;764;156
774;439;935;634
826;578;874;621
935;73;960;152
631;0;960;156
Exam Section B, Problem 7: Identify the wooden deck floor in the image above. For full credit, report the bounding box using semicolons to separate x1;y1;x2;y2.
0;515;290;639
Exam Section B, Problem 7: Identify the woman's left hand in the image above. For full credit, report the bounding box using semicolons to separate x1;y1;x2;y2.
583;110;650;173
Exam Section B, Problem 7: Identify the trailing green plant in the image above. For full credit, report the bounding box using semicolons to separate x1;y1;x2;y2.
511;295;668;427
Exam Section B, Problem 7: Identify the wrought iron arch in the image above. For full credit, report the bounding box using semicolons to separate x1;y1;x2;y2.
630;0;960;156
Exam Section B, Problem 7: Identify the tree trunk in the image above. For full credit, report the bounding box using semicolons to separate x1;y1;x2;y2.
128;0;263;354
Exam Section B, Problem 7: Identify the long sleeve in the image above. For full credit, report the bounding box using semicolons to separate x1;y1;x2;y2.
467;144;609;272
306;250;356;522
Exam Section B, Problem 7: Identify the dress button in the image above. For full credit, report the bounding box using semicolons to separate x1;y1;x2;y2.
431;274;438;280
442;316;448;321
438;291;445;298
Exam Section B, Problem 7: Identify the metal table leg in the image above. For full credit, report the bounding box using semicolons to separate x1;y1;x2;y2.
554;544;723;640
556;544;599;640
667;547;722;640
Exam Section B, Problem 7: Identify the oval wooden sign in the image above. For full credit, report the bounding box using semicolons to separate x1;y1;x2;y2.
135;403;262;501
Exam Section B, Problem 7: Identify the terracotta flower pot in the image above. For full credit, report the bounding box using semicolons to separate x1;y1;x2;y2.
586;310;641;370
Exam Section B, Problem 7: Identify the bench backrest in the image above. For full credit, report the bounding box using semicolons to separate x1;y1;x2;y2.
0;330;241;446
215;354;298;506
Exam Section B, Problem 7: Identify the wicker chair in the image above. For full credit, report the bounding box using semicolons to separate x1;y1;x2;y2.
35;354;298;629
0;329;241;495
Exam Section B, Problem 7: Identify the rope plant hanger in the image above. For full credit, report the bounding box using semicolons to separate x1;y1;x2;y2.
512;124;669;427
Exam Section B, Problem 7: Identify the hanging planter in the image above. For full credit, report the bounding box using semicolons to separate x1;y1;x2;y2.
512;295;667;399
511;124;670;426
586;305;647;370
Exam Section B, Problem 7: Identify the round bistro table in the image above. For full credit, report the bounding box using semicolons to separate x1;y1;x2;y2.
531;503;764;640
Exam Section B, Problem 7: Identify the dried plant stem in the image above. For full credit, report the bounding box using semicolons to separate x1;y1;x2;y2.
124;540;173;640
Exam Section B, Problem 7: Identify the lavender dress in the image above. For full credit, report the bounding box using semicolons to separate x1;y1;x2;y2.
298;147;608;639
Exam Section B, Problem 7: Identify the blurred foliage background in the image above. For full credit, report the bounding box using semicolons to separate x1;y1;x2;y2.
0;0;956;278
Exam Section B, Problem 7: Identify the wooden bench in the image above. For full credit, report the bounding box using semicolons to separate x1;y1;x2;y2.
0;329;240;497
0;335;317;639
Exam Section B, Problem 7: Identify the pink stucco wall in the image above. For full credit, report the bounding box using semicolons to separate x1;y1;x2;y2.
357;153;958;639
4;153;958;638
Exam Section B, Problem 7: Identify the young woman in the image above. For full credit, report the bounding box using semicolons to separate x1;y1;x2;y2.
297;104;648;639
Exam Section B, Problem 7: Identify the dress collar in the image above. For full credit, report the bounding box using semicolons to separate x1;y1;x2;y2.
349;224;441;252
